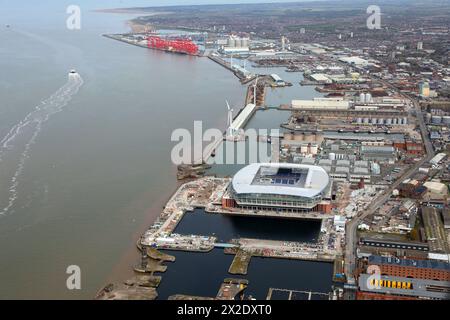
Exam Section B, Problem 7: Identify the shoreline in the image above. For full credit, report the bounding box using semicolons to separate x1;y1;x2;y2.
102;165;181;287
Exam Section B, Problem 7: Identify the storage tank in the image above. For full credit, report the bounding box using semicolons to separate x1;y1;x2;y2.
371;118;377;124
227;37;236;47
442;116;450;124
377;118;384;125
300;144;308;153
426;113;432;123
329;152;336;161
309;144;318;155
403;117;408;125
431;116;442;124
357;118;363;124
363;118;370;124
398;118;403;125
386;118;392;125
393;118;398;125
365;93;372;103
241;38;249;47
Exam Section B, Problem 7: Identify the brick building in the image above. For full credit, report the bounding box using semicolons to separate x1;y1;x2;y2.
368;255;450;281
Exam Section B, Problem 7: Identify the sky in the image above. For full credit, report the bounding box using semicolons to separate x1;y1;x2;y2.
0;0;328;27
92;0;325;7
0;0;327;10
137;0;322;5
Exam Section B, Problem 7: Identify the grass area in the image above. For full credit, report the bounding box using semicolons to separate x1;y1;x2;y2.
228;249;252;275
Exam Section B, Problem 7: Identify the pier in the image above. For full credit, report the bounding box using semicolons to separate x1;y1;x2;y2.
141;177;230;251
134;248;174;274
168;278;248;300
266;288;330;300
208;54;255;83
234;238;337;262
216;278;248;300
228;249;252;275
95;274;162;300
333;256;346;283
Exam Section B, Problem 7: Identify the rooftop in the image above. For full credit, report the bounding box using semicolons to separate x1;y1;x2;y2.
368;255;450;271
232;163;329;198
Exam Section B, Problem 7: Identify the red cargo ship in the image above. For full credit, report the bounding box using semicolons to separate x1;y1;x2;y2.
147;35;199;56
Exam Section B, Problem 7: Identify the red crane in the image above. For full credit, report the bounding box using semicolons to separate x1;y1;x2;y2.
147;35;199;55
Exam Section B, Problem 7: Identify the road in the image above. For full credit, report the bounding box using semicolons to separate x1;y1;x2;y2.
344;79;435;283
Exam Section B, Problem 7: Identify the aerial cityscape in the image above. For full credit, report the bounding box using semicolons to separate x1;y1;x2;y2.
1;0;450;304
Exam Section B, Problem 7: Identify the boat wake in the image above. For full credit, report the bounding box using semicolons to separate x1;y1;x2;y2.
0;72;83;216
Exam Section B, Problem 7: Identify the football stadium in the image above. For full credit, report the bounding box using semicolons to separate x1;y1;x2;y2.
222;163;332;213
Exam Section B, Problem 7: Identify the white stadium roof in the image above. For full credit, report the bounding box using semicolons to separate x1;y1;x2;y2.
232;163;329;198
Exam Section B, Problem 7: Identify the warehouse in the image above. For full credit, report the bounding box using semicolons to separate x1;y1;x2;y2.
367;255;450;281
291;97;350;110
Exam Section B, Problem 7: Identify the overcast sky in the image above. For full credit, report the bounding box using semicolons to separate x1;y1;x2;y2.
104;0;327;6
0;0;330;11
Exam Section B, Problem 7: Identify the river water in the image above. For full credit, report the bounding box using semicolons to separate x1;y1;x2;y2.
0;1;332;299
0;1;245;299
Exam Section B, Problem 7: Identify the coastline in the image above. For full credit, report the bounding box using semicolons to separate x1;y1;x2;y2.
102;165;181;287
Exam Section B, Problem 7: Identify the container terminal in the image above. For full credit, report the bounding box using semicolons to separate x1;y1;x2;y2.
103;33;202;56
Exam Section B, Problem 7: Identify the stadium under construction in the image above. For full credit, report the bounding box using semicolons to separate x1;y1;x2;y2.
221;163;333;214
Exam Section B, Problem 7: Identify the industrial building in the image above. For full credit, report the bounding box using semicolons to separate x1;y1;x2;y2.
308;73;332;84
423;181;448;202
222;163;332;213
360;145;396;163
270;74;285;86
430;153;447;165
422;206;450;253
219;36;250;53
419;81;430;97
367;255;450;281
358;274;450;300
359;237;429;252
291;98;350;110
339;56;369;66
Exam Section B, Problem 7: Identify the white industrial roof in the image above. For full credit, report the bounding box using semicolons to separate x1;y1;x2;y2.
310;73;331;82
271;74;282;81
354;160;369;168
339;56;369;65
430;153;446;165
353;167;369;174
292;98;350;109
229;104;256;131
232;163;329;198
424;181;447;194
